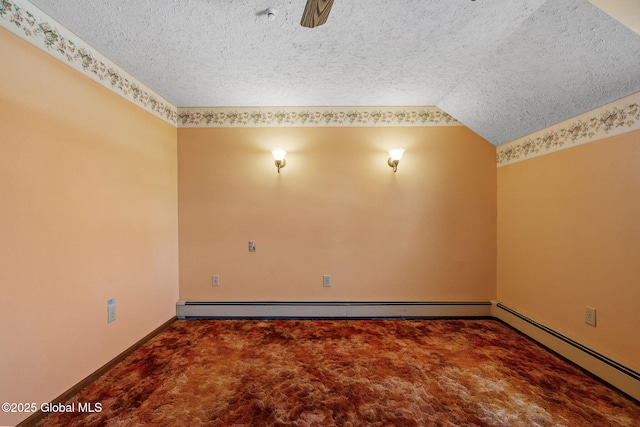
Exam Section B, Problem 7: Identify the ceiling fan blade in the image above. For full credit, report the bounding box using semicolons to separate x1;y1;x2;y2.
300;0;335;28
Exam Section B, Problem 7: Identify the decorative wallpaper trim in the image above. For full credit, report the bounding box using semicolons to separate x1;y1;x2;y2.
497;93;640;167
177;106;461;128
0;0;178;125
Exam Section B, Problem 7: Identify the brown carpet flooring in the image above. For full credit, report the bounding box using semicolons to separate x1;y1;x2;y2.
37;319;640;426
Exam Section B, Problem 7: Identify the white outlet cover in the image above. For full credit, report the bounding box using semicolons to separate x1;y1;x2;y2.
323;275;331;287
585;306;596;327
107;298;116;323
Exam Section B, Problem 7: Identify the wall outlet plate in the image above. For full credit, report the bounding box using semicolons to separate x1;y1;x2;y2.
249;241;256;252
212;275;219;286
323;275;331;287
585;306;596;327
107;298;116;323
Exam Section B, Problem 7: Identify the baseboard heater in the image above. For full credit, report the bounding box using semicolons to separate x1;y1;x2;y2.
176;300;493;319
494;303;640;402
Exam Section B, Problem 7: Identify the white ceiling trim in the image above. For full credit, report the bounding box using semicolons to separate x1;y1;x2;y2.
497;92;640;167
0;0;178;125
177;106;461;128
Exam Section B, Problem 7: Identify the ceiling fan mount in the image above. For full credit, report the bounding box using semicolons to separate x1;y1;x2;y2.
300;0;335;28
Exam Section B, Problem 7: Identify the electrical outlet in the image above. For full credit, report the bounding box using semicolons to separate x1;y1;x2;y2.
249;241;256;252
585;306;596;327
212;275;219;286
107;299;116;323
323;275;331;287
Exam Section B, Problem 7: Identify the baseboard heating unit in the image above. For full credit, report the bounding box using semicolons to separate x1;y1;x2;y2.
176;300;493;320
493;302;640;402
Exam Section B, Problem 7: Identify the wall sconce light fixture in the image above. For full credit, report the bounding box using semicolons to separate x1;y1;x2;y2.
387;149;405;173
272;149;287;173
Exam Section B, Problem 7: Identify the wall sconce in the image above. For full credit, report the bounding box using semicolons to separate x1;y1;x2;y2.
387;149;405;173
272;149;287;173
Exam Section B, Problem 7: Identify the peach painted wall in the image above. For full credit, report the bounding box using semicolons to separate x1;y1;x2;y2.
497;130;640;372
0;30;178;426
178;126;496;302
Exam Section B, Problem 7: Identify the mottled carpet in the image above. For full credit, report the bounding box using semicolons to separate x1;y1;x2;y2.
38;319;639;426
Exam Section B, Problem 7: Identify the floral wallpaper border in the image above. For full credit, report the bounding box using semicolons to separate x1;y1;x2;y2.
497;93;640;167
177;106;461;128
0;0;178;125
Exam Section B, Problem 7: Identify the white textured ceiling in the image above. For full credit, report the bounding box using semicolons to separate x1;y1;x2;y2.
28;0;640;146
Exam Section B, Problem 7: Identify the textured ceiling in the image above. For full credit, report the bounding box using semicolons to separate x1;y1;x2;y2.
27;0;640;146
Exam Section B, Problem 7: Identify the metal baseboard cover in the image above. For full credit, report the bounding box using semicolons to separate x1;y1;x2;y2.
176;300;493;319
494;302;640;402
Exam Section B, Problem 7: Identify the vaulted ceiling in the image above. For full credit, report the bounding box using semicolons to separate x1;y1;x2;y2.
27;0;640;146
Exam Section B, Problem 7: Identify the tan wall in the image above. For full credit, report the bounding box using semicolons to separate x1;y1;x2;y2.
497;131;640;372
0;30;178;426
178;126;496;302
